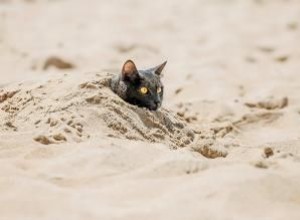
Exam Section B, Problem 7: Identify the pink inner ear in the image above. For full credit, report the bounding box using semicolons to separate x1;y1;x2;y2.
123;60;137;76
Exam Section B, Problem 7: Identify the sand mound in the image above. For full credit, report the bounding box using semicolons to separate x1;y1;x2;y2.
0;72;226;158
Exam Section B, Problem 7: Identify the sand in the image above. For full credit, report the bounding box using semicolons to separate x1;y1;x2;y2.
1;0;300;219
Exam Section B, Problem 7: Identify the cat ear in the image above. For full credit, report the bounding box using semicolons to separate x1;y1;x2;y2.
121;60;140;82
154;61;167;76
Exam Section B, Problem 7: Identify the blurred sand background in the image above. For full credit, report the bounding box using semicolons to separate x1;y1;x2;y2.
1;0;300;219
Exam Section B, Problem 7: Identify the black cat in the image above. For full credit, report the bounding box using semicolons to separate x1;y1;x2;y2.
110;60;167;110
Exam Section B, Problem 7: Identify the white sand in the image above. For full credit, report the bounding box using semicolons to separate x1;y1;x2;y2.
1;0;300;219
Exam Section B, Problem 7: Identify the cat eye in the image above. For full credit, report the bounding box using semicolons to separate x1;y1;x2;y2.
157;87;162;93
139;87;148;94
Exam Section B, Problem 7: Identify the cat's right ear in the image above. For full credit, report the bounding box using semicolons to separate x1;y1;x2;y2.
121;60;140;82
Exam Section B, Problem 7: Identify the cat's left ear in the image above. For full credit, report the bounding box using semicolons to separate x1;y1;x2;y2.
154;61;167;76
121;60;140;82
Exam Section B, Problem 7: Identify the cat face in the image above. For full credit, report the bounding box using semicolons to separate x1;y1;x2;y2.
121;60;167;111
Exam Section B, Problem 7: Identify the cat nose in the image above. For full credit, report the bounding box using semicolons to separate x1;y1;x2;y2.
149;101;160;110
154;100;160;108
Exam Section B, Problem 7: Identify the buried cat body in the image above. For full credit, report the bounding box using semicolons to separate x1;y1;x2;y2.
110;60;167;111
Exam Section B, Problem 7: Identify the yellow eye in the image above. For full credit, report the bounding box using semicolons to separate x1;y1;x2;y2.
139;87;148;94
157;87;162;93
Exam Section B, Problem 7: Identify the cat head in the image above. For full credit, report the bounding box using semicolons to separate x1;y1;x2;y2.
121;60;167;111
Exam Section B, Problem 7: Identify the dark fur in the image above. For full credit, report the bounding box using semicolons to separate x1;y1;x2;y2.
110;60;167;110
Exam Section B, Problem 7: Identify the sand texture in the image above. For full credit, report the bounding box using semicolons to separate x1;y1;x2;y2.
1;0;300;220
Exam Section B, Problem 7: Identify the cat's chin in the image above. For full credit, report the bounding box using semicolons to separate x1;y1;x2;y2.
148;104;160;111
148;107;158;111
